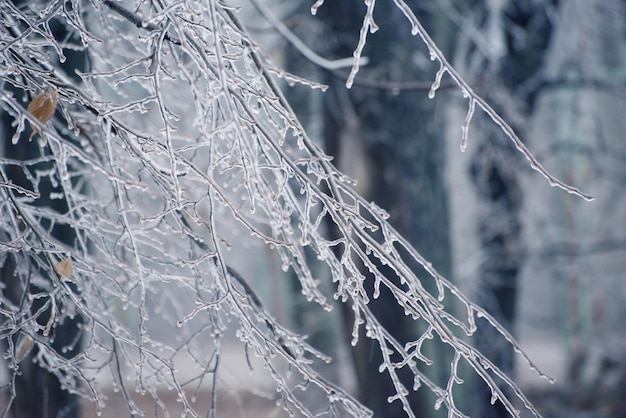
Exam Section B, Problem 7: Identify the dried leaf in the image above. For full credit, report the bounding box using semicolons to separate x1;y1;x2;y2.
15;332;34;363
54;257;73;278
27;88;58;140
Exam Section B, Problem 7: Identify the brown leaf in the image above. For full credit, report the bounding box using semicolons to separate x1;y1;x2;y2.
54;257;73;278
15;332;34;363
27;88;58;140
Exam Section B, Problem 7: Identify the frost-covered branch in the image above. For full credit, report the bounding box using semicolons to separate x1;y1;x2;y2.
0;0;589;417
312;0;595;202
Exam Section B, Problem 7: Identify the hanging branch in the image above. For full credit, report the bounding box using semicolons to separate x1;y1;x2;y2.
312;0;595;201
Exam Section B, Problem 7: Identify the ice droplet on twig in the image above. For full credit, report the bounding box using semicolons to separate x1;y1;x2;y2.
428;65;445;99
460;99;475;152
310;0;325;15
12;117;25;145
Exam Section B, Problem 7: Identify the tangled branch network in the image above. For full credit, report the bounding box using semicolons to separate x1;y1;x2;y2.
0;0;591;417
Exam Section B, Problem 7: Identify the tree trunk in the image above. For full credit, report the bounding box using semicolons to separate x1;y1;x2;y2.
520;0;626;414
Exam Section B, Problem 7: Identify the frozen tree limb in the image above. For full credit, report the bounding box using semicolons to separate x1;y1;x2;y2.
249;0;360;70
312;0;595;201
